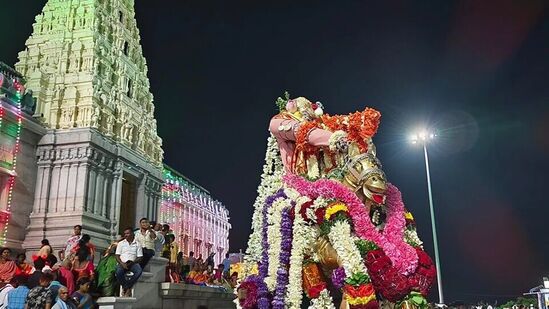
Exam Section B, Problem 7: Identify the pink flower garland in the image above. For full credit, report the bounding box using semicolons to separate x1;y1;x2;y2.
283;174;418;275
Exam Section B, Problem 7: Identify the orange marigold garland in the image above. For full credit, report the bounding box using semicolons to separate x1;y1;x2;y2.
321;108;381;153
302;262;328;299
295;120;320;156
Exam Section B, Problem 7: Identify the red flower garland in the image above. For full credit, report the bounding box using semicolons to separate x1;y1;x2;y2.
364;247;436;302
307;282;327;299
351;301;380;309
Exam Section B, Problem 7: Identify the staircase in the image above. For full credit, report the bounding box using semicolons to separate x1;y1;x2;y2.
97;257;236;309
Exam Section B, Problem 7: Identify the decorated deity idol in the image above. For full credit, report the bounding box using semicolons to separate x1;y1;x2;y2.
238;93;436;309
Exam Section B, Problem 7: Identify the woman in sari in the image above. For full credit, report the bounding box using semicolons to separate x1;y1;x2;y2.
37;239;53;259
95;242;119;296
58;257;75;295
71;246;94;284
14;253;34;277
0;248;16;285
70;235;95;263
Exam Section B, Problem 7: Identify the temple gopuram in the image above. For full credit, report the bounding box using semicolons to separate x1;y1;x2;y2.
0;0;231;257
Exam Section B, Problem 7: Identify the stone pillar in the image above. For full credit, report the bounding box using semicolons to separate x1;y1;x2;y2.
110;162;123;238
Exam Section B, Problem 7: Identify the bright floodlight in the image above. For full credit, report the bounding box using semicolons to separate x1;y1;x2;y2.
410;129;436;144
410;134;419;144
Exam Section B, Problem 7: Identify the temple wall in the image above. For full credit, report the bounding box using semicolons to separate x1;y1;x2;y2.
23;127;163;252
0;98;47;249
161;167;231;264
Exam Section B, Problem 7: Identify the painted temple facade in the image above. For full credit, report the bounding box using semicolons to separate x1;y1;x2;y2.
0;62;46;249
0;0;231;255
160;166;231;264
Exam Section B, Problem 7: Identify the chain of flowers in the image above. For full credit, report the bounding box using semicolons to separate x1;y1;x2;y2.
320;108;381;153
272;206;293;309
328;220;368;276
260;190;287;279
305;196;327;225
286;196;314;308
295;120;320;156
404;228;423;248
245;135;284;266
332;267;346;289
306;155;321;180
265;197;290;291
308;289;336;309
284;174;418;275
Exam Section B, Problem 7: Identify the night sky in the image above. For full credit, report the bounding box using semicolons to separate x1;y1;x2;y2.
2;0;548;304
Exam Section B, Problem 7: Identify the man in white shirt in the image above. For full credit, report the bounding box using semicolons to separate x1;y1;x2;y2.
115;227;143;297
134;218;156;268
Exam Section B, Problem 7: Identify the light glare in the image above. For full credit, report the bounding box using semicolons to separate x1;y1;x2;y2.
409;128;436;144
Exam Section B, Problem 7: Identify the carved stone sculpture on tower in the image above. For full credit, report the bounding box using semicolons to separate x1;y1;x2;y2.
91;105;101;128
6;0;166;259
15;0;163;164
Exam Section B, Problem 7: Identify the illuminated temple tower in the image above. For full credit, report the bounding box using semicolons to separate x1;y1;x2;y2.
15;0;165;250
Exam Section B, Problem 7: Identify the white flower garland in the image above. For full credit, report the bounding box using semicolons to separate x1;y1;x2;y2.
327;220;368;276
308;289;336;309
265;197;291;291
287;196;315;309
328;130;348;152
305;196;328;224
404;228;423;248
284;187;301;201
306;155;320;180
245;135;284;267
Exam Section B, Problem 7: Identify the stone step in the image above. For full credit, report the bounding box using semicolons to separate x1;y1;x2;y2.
160;283;236;309
138;271;154;282
96;296;136;309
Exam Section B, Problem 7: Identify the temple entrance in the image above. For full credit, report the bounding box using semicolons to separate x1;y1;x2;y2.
119;172;137;235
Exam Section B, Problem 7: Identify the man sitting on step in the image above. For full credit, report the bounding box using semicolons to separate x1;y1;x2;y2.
134;218;157;269
115;227;143;297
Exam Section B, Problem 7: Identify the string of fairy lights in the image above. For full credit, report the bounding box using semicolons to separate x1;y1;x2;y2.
0;76;24;247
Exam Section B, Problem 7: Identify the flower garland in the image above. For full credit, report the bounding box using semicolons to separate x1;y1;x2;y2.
308;289;336;309
332;267;346;289
265;196;290;291
305;197;327;225
237;275;269;309
295;120;320;156
404;228;423;248
245;135;284;267
328;220;367;276
306;155;320;180
286;196;314;309
283;174;418;276
325;202;349;221
272;207;293;309
328;220;376;307
320;108;381;153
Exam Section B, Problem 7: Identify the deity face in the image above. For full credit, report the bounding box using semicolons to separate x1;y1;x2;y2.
342;152;387;205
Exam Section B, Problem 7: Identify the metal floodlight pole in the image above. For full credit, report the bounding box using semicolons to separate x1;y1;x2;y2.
423;142;444;305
